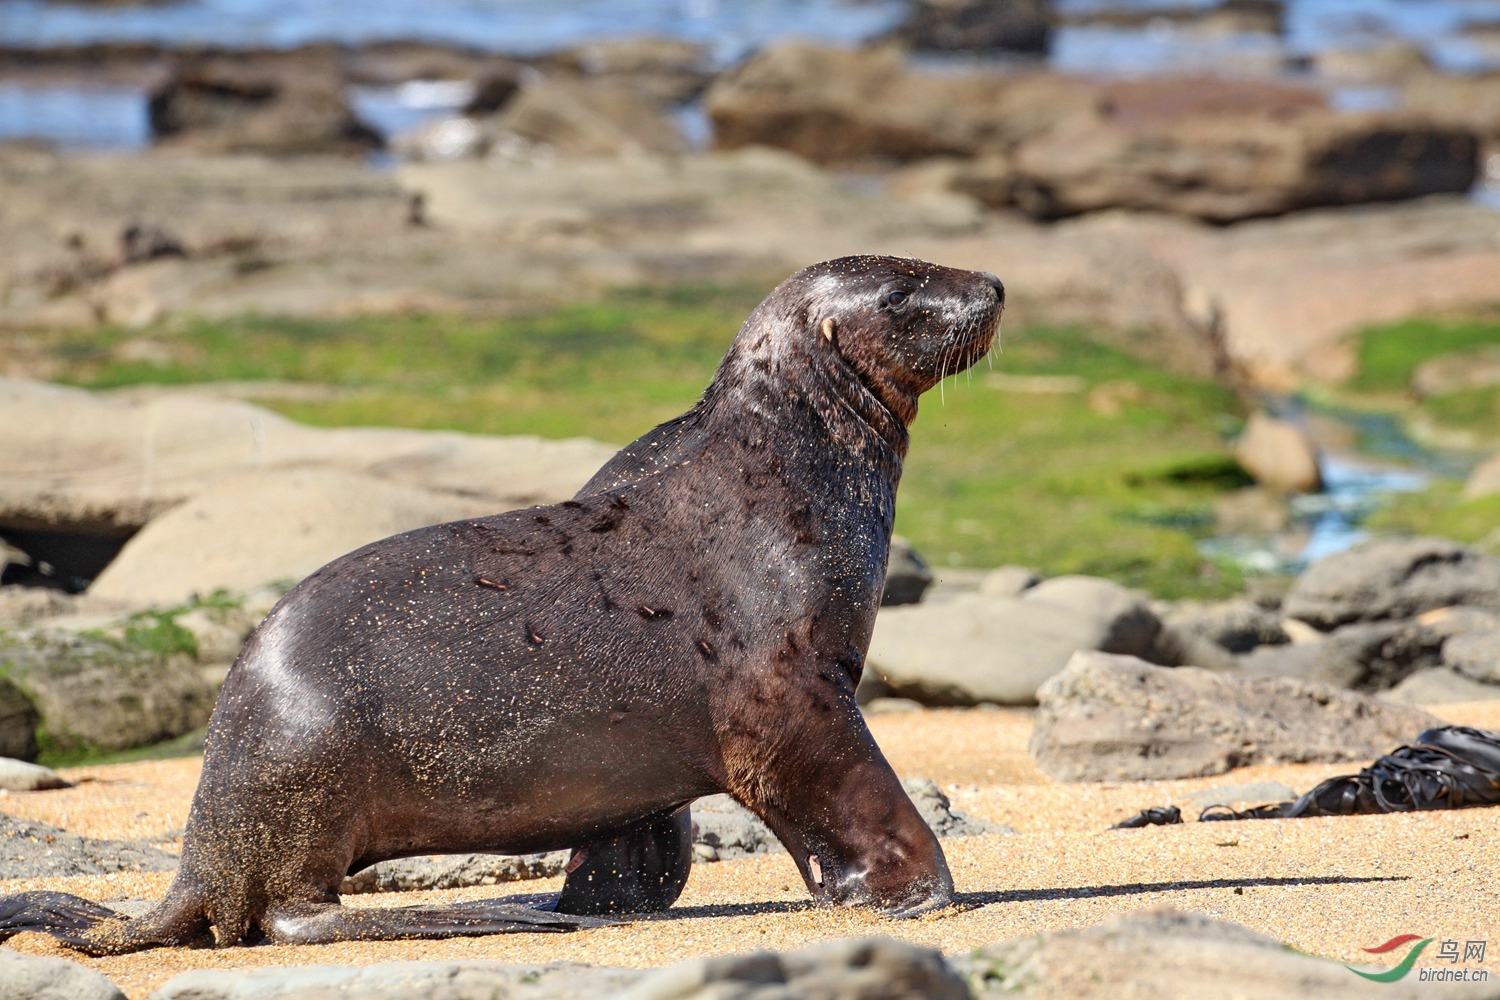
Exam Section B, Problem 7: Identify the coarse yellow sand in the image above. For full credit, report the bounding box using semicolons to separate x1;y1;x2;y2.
4;703;1499;998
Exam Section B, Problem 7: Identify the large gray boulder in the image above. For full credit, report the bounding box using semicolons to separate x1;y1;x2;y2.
1029;650;1439;781
0;379;615;601
0;629;216;753
86;468;497;607
0;379;613;540
0;949;126;1000
959;908;1485;999
1283;537;1500;630
868;576;1160;705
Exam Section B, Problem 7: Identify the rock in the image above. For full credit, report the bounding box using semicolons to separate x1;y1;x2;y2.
390;116;492;163
881;535;934;606
0;379;613;538
0;813;179;878
1384;667;1500;705
150;938;965;1000
0;629;217;753
87;468;498;607
959;907;1481;999
0;949;126;1000
0;757;71;791
706;43;972;165
1029;650;1439;781
341;851;568;894
1283;537;1500;630
0;674;40;761
1233;412;1323;493
706;45;1096;167
0;379;615;598
902;777;1014;838
492;78;688;158
1315;41;1431;84
1410;344;1500;400
119;222;187;265
552;36;713;105
148;961;638;1000
1213;486;1291;534
1061;0;1286;34
1236;619;1449;690
690;794;780;862
1180;780;1297;809
147;55;382;156
689;778;999;862
1462;451;1500;501
623;938;967;1000
1158;598;1289;653
977;565;1040;599
1444;618;1500;684
868;577;1160;705
1092;197;1500;387
1007;105;1479;222
1145;624;1241;672
887;0;1052;55
1401;70;1500;146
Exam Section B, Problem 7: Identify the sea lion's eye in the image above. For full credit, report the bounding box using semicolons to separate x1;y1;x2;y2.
886;290;909;307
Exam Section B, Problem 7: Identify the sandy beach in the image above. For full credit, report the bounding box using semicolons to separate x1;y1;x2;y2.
3;702;1498;997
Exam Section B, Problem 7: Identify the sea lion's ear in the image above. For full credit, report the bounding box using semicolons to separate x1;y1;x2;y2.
820;318;836;344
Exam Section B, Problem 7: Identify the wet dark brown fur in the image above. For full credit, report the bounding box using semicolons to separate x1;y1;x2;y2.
0;255;1003;952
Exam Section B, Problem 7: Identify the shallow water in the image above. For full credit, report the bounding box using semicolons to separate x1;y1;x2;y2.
1200;403;1479;576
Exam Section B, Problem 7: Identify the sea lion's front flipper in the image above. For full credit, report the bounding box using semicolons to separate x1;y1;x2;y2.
554;805;693;916
262;898;612;945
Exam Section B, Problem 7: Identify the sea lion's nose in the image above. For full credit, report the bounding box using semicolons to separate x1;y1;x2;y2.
979;271;1005;305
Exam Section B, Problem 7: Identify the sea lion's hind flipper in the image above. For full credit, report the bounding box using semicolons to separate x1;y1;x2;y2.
554;806;693;916
0;890;121;944
261;899;612;945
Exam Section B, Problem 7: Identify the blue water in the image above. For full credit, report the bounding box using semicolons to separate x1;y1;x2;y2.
4;0;1500;150
0;0;905;63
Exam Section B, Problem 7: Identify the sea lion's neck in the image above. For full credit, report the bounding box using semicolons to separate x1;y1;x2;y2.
705;334;911;477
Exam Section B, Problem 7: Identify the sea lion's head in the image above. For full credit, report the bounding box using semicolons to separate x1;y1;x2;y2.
732;255;1004;434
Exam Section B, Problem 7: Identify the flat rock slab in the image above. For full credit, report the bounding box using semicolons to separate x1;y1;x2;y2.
958;907;1486;999
0;813;179;879
147;960;639;1000
0;948;126;1000
146;937;965;1000
1029;650;1440;782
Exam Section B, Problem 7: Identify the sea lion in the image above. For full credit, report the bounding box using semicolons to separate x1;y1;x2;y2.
0;255;1003;952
